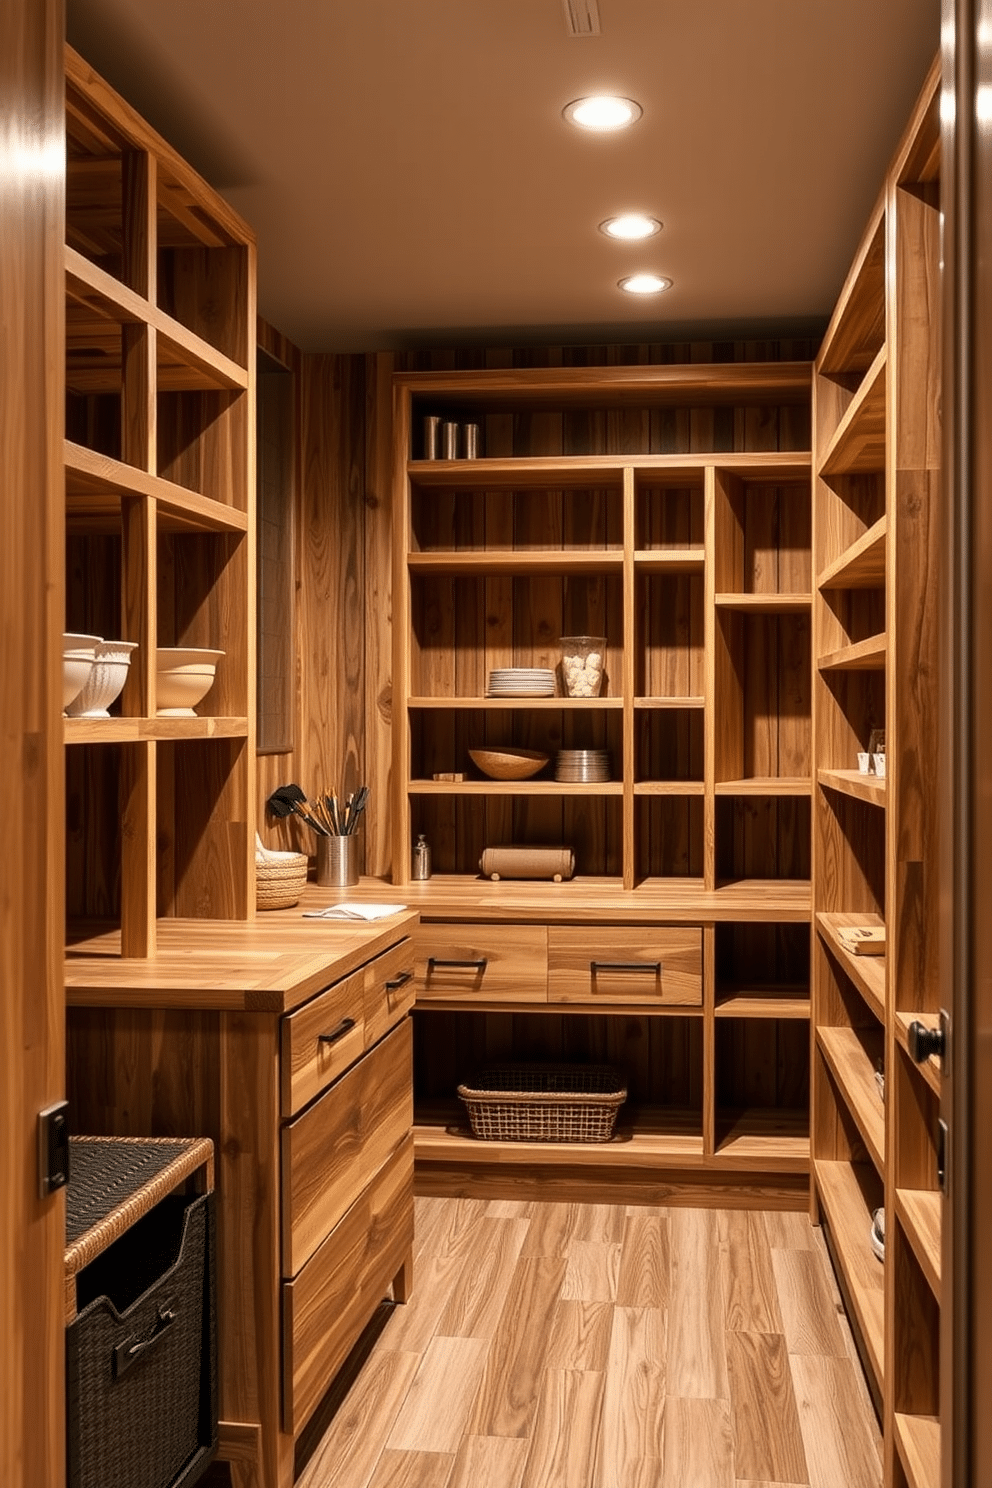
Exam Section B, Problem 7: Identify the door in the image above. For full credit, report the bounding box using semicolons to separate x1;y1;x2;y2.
0;1;66;1484
941;3;992;1484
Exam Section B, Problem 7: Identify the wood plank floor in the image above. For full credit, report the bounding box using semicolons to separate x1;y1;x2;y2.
297;1197;882;1488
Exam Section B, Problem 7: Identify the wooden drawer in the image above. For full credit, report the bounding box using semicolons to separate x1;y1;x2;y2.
281;1018;412;1277
547;925;702;1006
414;923;547;1003
280;938;413;1117
282;1135;413;1435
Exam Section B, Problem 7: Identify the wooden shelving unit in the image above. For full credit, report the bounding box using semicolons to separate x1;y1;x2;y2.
811;56;943;1488
63;46;256;958
391;362;814;1198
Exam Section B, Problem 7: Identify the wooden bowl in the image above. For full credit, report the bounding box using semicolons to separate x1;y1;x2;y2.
468;747;550;781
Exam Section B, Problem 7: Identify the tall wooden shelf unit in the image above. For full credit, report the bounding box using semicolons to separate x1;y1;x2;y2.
391;362;816;1197
811;59;942;1488
63;46;257;958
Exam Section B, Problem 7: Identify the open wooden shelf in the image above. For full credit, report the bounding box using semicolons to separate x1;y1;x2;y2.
893;1413;940;1488
818;632;887;672
633;781;706;797
818;345;887;477
634;695;706;710
715;986;811;1019
407;779;624;796
634;549;705;572
817;208;886;378
814;1158;885;1391
413;1102;705;1167
714;776;811;796
408;695;624;710
815;913;886;1021
66;246;249;393
896;1189;942;1302
817;1025;885;1174
714;593;811;612
65;441;249;534
408;550;624;576
714;1107;809;1169
817;768;887;807
818;515;887;591
64;717;249;744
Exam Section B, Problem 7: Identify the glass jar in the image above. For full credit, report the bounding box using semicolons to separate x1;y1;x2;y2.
559;636;607;698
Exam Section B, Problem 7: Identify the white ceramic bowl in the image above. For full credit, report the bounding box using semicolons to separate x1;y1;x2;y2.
156;647;224;716
65;639;137;718
61;633;102;712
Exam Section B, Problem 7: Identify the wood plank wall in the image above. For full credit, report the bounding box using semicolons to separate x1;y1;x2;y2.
255;338;817;883
0;0;67;1482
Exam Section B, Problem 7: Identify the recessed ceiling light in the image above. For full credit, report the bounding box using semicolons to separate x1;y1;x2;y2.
600;214;662;241
618;273;672;295
563;96;642;132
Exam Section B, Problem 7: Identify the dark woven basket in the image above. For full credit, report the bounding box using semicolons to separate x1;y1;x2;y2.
457;1063;627;1143
66;1190;218;1488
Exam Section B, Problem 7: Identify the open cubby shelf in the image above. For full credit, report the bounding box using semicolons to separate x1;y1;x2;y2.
812;58;943;1487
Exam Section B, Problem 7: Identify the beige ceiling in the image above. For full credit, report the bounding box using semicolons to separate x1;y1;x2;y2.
66;0;940;353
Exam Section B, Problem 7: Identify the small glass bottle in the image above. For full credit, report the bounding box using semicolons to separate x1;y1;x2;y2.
412;832;432;881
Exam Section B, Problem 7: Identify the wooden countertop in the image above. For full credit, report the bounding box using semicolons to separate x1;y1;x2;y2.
313;875;812;924
64;903;419;1012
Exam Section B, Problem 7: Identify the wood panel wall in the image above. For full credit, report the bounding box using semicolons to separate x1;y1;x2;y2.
0;0;67;1482
256;338;817;885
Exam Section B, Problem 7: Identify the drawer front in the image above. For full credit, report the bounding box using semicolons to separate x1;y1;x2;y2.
280;938;413;1117
547;925;702;1006
282;1135;413;1435
415;923;547;1003
282;1018;412;1277
363;939;416;1048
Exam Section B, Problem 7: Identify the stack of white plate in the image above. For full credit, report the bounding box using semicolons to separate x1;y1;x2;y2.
487;668;556;697
555;749;611;782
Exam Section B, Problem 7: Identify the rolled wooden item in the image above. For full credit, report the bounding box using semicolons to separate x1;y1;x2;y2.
479;846;575;882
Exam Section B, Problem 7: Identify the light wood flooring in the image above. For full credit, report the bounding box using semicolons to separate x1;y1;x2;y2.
297;1196;882;1488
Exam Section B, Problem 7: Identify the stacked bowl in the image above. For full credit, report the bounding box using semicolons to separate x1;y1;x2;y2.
555;749;611;783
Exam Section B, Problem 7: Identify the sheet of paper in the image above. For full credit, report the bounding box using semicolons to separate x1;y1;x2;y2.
302;902;406;921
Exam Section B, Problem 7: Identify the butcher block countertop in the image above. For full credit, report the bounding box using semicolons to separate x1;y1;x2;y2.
64;896;419;1012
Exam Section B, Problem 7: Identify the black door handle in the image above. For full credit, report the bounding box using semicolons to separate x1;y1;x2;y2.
427;958;488;972
590;961;662;974
318;1016;357;1046
385;969;413;991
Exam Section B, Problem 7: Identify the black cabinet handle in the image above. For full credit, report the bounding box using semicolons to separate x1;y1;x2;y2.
591;960;662;975
385;969;413;991
113;1304;177;1377
318;1016;357;1046
427;957;488;972
908;1020;945;1064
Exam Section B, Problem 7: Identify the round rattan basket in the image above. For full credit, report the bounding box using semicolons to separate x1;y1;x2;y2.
255;843;308;910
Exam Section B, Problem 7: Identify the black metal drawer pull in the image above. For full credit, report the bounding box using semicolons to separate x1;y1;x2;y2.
590;960;662;974
385;969;413;991
318;1016;357;1046
113;1304;177;1377
908;1020;945;1063
427;957;488;972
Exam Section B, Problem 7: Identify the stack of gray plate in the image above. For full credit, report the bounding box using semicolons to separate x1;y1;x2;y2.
487;668;556;697
555;749;611;782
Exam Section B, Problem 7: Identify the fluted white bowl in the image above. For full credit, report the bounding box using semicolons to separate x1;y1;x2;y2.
65;639;137;718
61;633;102;711
156;647;224;716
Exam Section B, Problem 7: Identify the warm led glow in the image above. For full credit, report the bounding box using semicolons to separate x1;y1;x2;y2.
618;273;672;295
563;95;642;132
600;213;662;240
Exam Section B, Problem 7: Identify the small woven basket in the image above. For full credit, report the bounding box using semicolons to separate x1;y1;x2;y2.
457;1063;627;1143
255;850;308;910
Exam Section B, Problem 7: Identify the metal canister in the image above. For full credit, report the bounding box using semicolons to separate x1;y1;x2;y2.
462;422;480;459
441;421;459;460
412;832;432;880
423;415;442;460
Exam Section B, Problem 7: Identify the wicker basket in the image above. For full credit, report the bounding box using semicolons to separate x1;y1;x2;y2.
457;1063;627;1143
255;846;308;910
